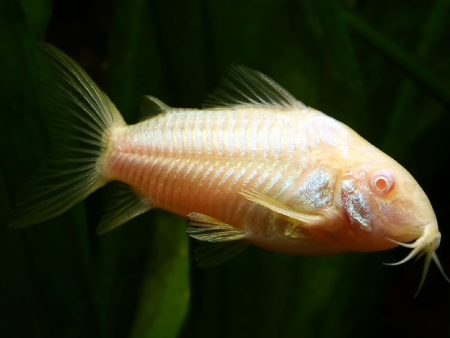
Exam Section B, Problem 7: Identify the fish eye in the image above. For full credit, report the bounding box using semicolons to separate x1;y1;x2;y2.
370;170;395;195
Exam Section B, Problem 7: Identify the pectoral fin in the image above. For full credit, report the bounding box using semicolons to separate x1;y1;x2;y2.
240;189;324;225
186;212;250;267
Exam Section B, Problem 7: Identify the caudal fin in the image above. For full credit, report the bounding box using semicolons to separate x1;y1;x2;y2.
9;42;125;228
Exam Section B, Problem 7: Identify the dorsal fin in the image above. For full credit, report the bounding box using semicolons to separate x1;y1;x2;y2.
203;65;306;111
140;95;170;120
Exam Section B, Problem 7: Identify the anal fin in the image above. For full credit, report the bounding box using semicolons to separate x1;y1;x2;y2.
186;212;250;267
96;182;152;235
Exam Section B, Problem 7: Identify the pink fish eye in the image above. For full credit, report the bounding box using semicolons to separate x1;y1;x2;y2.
370;170;395;195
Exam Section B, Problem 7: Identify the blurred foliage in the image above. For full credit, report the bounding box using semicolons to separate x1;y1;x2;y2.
1;0;450;337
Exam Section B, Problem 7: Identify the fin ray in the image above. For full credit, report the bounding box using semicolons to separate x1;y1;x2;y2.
186;212;250;267
96;183;151;235
186;212;248;242
9;43;125;229
239;189;324;224
140;95;170;120
203;65;306;111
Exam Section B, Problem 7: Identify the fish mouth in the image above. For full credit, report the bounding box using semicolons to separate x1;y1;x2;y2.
385;224;450;297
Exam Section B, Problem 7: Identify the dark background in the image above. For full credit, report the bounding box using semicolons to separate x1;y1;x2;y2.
1;0;450;337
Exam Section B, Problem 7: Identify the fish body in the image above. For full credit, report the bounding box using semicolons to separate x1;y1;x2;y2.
9;43;448;295
106;108;345;255
104;107;407;256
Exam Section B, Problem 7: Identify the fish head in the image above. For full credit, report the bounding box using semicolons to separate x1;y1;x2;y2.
340;154;448;296
367;166;434;240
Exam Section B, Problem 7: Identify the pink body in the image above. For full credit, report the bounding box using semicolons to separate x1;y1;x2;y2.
103;107;399;255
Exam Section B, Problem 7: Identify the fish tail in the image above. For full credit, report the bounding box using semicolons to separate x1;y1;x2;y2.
9;42;126;228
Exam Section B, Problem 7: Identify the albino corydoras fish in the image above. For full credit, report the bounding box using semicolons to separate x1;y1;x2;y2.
10;43;449;296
